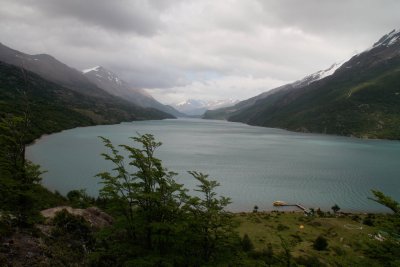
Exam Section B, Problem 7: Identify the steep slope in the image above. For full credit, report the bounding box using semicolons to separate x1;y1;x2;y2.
83;66;184;117
204;62;343;120
0;43;108;98
227;29;400;139
0;61;172;140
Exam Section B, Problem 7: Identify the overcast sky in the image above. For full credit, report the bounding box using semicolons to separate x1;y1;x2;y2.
1;0;399;104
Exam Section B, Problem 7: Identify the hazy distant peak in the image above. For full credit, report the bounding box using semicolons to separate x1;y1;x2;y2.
173;98;239;116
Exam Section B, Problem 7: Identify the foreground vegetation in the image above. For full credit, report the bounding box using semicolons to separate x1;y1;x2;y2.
1;123;399;265
236;210;400;266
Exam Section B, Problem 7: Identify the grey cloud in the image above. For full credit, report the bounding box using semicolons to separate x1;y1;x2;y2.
257;0;400;39
1;0;399;104
21;0;163;35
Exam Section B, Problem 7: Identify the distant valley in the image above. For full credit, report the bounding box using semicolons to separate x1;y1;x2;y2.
173;99;239;116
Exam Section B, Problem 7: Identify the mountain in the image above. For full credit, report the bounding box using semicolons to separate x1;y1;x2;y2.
205;29;400;139
204;62;344;120
174;99;239;116
0;42;110;98
82;66;185;117
0;61;173;140
0;42;174;124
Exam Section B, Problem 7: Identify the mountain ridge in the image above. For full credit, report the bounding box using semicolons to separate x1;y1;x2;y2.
205;29;400;139
0;61;173;141
82;65;185;117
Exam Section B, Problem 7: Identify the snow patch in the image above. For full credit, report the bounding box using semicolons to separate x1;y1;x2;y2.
388;36;399;46
295;61;345;87
82;66;100;73
318;61;345;79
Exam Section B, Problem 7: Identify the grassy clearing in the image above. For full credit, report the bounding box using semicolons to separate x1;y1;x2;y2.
234;211;394;266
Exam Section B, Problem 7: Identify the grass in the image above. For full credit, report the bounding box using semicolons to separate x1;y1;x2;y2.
234;211;393;266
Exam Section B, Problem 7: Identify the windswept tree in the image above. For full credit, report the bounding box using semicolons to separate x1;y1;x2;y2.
369;190;399;214
183;171;239;264
97;134;188;253
95;134;242;265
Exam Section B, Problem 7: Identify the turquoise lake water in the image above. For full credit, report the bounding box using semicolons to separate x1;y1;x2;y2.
26;118;400;212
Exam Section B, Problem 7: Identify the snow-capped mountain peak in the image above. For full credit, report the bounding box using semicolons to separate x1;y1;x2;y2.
372;29;400;48
82;66;122;86
175;99;206;108
293;61;345;88
173;99;239;116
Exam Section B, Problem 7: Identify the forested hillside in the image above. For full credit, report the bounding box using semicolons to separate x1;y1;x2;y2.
0;61;172;141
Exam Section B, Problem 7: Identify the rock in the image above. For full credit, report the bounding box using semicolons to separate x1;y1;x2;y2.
40;206;113;228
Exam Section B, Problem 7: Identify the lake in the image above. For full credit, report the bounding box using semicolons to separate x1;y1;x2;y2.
26;118;400;212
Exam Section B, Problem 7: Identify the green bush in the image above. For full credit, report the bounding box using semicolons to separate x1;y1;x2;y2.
313;235;328;251
277;223;289;231
241;234;254;252
295;255;325;266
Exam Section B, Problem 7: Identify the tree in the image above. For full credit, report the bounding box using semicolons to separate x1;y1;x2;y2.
253;205;259;213
183;171;239;264
67;189;95;208
369;190;399;214
97;134;187;252
0;115;43;226
331;204;341;214
96;134;242;265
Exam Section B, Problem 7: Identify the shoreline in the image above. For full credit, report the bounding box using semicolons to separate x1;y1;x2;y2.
203;117;400;142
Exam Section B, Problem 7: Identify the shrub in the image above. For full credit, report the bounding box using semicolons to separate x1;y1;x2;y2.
331;204;341;213
253;205;259;213
277;223;289;231
249;243;276;265
241;234;254;252
363;217;374;226
295;255;325;266
313;235;328;251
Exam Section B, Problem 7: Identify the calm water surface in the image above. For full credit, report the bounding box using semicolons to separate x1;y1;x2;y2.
27;119;400;212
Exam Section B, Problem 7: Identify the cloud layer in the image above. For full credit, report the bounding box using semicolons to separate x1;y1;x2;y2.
1;0;399;104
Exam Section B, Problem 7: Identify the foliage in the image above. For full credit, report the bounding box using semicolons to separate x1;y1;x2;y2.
331;204;341;213
241;233;254;252
67;189;95;208
253;205;259;213
294;255;325;267
97;134;186;249
0;114;46;226
364;238;400;266
369;190;400;213
278;235;294;266
183;171;240;265
363;214;375;226
95;134;242;265
46;209;94;266
313;235;328;251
